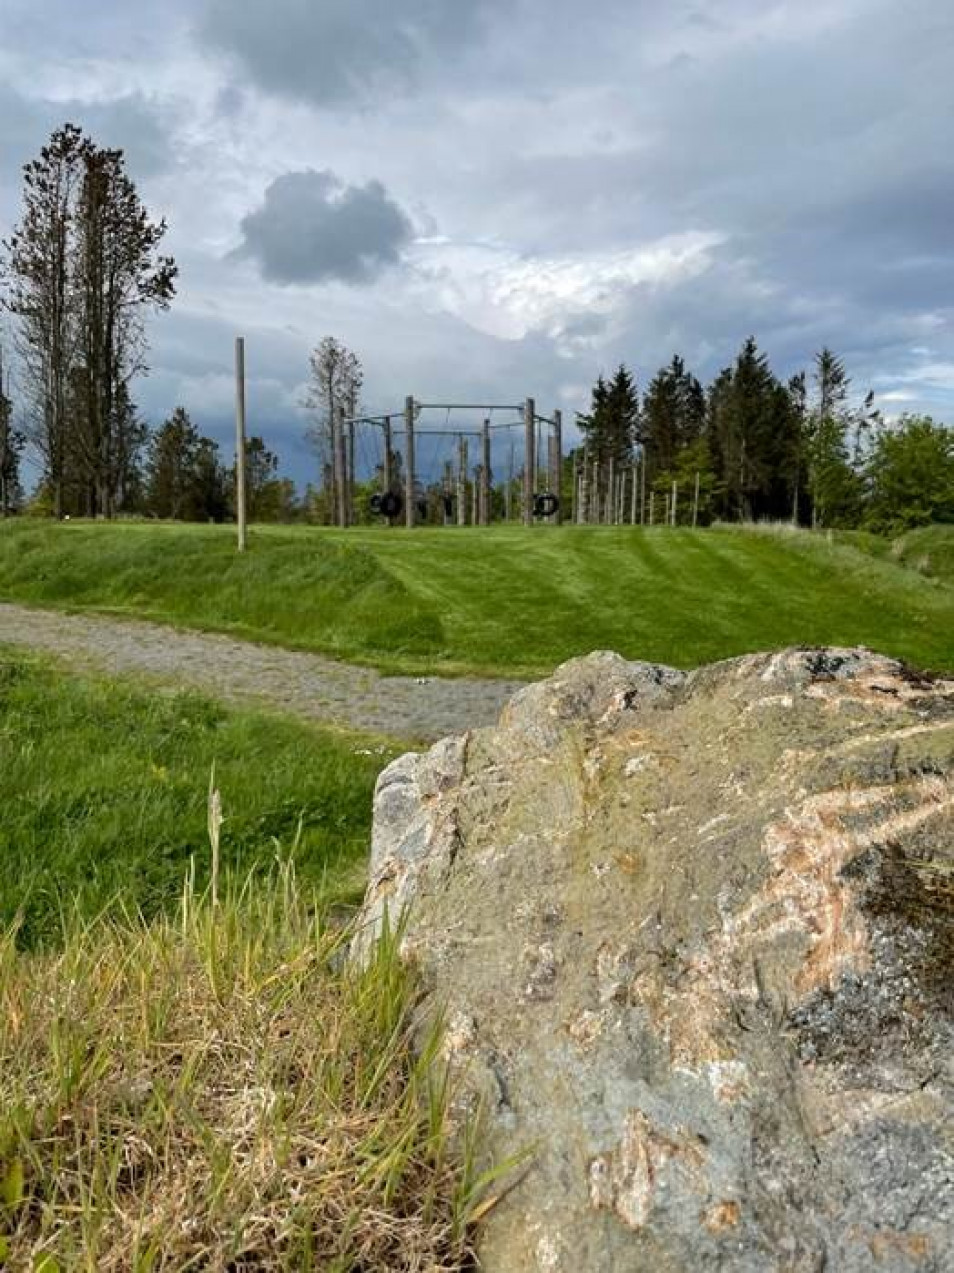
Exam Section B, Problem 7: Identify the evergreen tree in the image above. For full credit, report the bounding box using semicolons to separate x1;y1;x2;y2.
244;435;281;520
641;355;705;478
146;407;200;519
806;349;861;527
190;437;230;522
703;338;801;521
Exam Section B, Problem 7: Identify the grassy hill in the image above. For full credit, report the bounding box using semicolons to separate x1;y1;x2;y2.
0;519;952;677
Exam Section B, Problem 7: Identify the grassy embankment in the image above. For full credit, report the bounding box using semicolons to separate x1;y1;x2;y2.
838;523;954;587
0;654;493;1269
1;520;952;677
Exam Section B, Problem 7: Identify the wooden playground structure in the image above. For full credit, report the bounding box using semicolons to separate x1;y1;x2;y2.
333;396;563;529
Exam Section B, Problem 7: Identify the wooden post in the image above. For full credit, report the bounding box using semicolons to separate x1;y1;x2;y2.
234;337;248;551
346;391;356;528
481;418;491;525
693;471;701;528
333;406;347;528
607;456;615;525
649;489;655;526
506;440;514;522
552;409;563;524
671;479;678;526
457;436;468;526
405;396;415;528
523;398;535;525
592;456;599;525
443;461;454;525
471;468;479;524
640;455;647;525
383;415;393;493
631;463;638;524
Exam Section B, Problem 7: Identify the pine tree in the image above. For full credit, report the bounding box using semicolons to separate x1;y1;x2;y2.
806;348;860;527
190;437;230;523
641;355;704;479
244;435;280;520
146;407;200;519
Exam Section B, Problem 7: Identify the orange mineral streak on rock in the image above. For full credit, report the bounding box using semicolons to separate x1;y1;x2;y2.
732;775;952;997
629;774;952;1067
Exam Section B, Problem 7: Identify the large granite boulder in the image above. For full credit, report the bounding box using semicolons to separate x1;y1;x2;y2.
357;649;954;1271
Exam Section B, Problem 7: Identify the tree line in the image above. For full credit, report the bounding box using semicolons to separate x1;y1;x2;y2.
577;341;953;531
1;125;950;532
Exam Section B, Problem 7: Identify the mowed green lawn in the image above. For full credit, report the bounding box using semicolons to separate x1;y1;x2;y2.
0;519;952;677
0;650;394;946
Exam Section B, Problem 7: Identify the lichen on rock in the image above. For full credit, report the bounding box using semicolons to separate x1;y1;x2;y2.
356;648;954;1271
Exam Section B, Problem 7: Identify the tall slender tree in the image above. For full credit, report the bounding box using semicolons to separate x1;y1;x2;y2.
72;142;176;516
302;336;362;519
806;348;859;527
1;124;176;518
1;125;85;517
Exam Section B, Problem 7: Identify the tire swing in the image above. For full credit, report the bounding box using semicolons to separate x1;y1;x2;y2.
371;490;403;519
533;492;560;519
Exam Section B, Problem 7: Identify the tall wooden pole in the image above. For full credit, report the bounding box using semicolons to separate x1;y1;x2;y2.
443;461;454;525
404;396;416;528
671;479;678;526
693;471;701;528
234;337;248;552
383;415;393;494
481;418;491;525
523;398;535;525
607;456;615;525
457;436;468;526
631;463;638;524
552;409;563;524
345;386;356;527
640;454;647;525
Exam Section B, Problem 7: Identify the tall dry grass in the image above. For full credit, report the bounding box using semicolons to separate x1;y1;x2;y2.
0;849;496;1270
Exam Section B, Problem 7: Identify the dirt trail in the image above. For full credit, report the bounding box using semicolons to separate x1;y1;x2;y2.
0;603;525;742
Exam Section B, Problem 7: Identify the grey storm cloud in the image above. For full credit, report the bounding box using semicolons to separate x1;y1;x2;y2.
236;170;414;285
198;0;498;107
3;0;954;488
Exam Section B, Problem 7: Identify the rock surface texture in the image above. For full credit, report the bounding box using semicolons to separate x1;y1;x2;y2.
357;649;954;1272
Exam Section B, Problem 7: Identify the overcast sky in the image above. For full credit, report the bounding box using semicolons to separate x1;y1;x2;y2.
2;0;952;481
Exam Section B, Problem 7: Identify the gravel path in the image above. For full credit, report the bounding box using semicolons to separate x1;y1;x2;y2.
0;603;526;742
